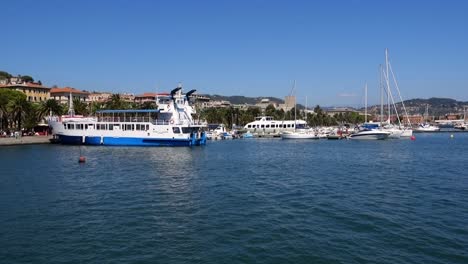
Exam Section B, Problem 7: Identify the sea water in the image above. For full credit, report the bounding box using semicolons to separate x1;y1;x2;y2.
1;133;467;263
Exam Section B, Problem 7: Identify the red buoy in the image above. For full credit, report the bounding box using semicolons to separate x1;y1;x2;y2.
410;135;416;141
78;156;86;163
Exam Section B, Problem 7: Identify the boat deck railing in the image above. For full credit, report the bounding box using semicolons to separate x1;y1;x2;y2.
96;117;206;126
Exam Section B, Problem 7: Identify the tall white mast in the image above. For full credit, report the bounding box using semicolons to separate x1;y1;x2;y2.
364;83;368;123
293;80;297;130
380;64;384;124
385;48;391;123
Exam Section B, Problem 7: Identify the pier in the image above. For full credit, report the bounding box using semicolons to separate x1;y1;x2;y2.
0;136;52;146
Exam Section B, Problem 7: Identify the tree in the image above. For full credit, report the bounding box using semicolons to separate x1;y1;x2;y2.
0;71;11;80
21;75;34;83
40;99;63;117
106;94;126;109
265;104;277;117
71;99;89;116
7;92;30;130
139;101;157;110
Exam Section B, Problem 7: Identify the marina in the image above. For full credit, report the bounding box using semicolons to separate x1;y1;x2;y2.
2;1;468;263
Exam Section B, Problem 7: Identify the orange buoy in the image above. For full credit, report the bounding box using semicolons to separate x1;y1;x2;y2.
410;135;416;141
78;156;86;163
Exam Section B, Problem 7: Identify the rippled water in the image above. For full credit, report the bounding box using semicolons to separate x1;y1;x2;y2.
1;133;468;263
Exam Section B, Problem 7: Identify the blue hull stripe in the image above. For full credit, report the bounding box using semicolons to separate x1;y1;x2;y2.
58;135;206;146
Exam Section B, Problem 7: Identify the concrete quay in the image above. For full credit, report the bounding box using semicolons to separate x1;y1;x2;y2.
0;136;52;146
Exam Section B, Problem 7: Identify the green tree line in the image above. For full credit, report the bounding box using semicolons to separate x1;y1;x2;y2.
199;104;366;128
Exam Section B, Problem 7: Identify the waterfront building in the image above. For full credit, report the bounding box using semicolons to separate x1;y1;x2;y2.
0;82;50;102
134;93;160;104
120;93;135;102
88;92;112;103
50;87;89;104
325;107;359;116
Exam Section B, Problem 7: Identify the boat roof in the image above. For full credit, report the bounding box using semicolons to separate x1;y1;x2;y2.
96;109;160;114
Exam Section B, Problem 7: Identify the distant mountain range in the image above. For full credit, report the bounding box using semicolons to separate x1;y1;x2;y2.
204;94;468;116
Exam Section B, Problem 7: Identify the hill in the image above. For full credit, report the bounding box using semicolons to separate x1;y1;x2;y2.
204;94;284;105
367;97;468;116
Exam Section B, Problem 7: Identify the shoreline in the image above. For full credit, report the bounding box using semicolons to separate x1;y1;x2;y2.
0;136;52;146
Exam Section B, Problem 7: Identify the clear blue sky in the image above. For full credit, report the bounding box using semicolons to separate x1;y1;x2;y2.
2;0;468;106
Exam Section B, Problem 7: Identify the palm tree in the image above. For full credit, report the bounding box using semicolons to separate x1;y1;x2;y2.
40;99;63;118
106;94;125;109
8;94;30;130
0;90;10;130
71;98;89;116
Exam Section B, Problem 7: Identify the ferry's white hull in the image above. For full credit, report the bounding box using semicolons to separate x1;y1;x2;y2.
244;116;308;135
49;121;207;146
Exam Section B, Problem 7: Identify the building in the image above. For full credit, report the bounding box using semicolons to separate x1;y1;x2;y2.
255;98;279;112
50;87;89;104
325;107;359;117
134;92;170;104
0;82;50;102
278;96;295;112
88;92;112;103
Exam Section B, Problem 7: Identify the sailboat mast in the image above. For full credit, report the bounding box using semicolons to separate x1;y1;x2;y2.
293;80;297;130
380;64;384;124
385;48;391;123
365;83;368;123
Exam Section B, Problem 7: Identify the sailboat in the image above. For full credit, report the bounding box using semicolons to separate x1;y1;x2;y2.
379;49;413;138
414;104;440;132
281;81;319;140
349;83;390;140
454;106;467;130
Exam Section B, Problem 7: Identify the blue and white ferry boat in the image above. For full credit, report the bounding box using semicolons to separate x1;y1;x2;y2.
48;86;207;146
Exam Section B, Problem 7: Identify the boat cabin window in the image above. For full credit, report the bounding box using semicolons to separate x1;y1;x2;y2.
182;127;199;134
172;127;181;134
63;124;67;130
108;124;113;130
266;124;270;128
261;125;264;128
67;124;74;130
123;124;134;131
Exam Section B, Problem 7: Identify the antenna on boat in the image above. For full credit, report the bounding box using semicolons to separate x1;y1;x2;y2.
170;84;182;100
185;89;197;102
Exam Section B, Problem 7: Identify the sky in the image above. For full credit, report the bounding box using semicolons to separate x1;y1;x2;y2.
2;0;468;107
